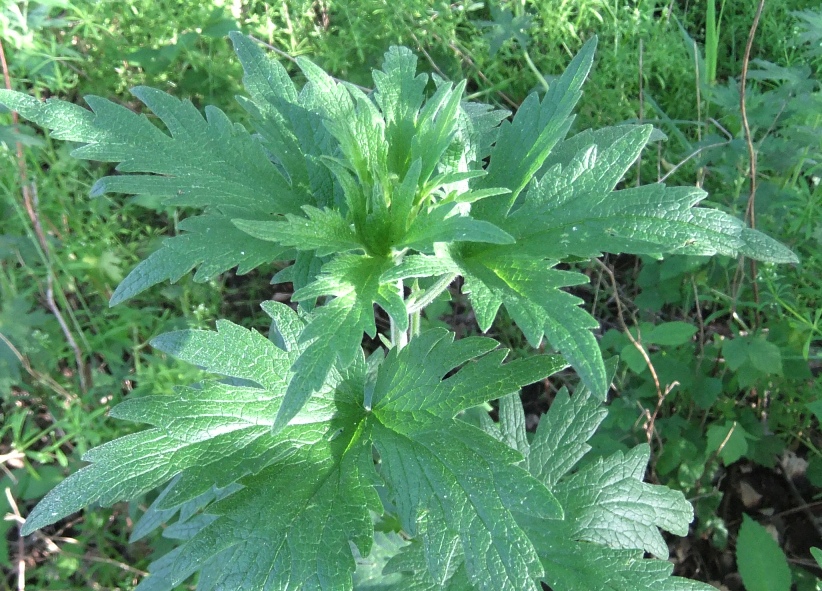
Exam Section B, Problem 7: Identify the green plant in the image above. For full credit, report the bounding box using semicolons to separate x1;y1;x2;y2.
736;515;793;591
705;0;727;85
0;32;797;589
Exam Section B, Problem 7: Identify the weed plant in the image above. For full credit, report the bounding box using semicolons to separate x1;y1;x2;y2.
1;0;820;588
0;17;800;589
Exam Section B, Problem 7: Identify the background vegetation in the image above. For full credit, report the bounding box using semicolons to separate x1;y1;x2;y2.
1;0;820;589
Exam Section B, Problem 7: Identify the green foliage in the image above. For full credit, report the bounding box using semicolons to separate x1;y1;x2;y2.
736;515;793;591
384;390;713;590
588;13;821;580
1;30;797;590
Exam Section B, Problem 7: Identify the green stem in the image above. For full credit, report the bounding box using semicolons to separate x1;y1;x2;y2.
523;50;550;93
407;273;457;314
410;309;421;339
390;279;408;349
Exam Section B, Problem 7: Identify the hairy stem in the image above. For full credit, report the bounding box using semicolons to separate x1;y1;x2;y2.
390;279;408;349
407;273;457;314
523;50;550;93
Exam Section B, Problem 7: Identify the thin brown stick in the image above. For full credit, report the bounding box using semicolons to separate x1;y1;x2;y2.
74;552;149;577
738;0;766;317
740;0;764;229
0;331;74;400
440;37;520;109
776;454;822;539
0;37;89;393
594;259;668;445
771;499;822;519
658;118;732;184
0;37;30;195
408;30;448;80
36;186;90;392
5;488;26;591
694;39;704;188
691;277;706;360
664;0;676;23
246;34;373;93
693;422;737;492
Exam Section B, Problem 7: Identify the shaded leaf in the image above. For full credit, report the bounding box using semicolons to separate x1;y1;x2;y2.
737;515;792;591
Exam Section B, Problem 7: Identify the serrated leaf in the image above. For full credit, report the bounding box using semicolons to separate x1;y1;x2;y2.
501;125;797;263
373;46;428;177
452;248;606;397
553;445;692;556
368;330;564;591
0;88;300;214
381;253;460;283
131;479;240;543
275;254;397;432
452;120;793;395
382;541;473;591
21;409;276;535
150;313;294;390
261;299;307;352
410;80;467;185
21;305;307;535
398;205;514;252
0;87;306;304
352;532;408;590
130;476;183;543
0;122;44;147
528;388;608;489
448;101;509;174
473;37;596;220
234;205;363;256
23;315;566;590
539;542;717;591
231;35;338;208
110;215;286;305
135;430;379;591
478;5;533;57
497;393;529;459
737;515;792;591
492;383;708;591
229;32;298;106
23;304;380;589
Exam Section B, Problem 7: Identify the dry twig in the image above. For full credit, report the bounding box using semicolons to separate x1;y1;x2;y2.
733;0;766;318
593;259;677;446
5;487;26;591
0;38;90;393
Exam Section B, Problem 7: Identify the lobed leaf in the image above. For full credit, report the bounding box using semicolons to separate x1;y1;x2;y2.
110;215;286;305
539;542;718;591
452;249;606;397
276;254;399;432
503;125;798;263
553;445;693;557
472;37;596;219
234;205;363;256
368;330;564;591
486;383;711;591
135;430;380;591
21;305;310;535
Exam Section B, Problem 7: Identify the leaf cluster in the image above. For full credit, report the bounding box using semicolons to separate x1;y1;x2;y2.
0;32;798;590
